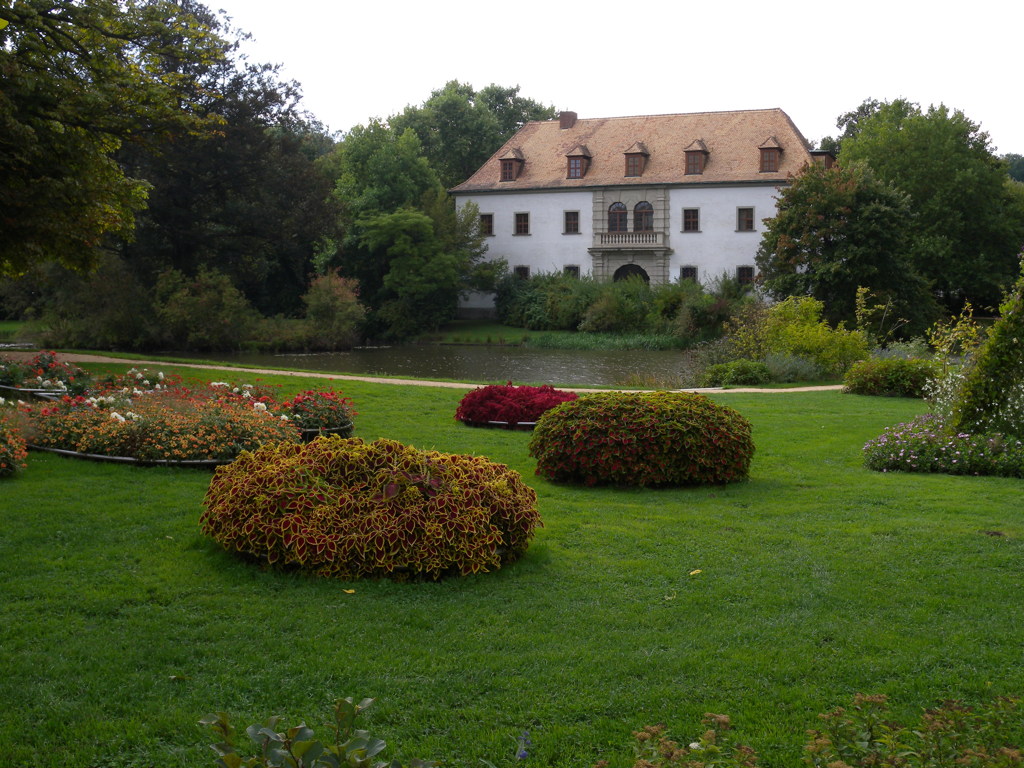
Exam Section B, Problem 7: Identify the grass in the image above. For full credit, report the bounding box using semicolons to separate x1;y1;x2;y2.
2;364;1022;767
422;320;687;352
0;320;26;342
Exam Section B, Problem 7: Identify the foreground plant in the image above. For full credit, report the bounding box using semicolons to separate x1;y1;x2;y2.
201;696;435;768
597;694;1024;768
201;436;541;579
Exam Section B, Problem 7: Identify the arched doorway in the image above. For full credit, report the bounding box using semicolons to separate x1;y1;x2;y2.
613;264;650;282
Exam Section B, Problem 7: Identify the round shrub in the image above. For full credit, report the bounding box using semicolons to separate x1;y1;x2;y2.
0;411;28;478
528;391;754;487
455;382;578;426
200;436;542;580
698;359;772;387
843;358;939;398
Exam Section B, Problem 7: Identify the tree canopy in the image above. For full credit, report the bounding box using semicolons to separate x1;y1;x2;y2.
0;0;229;275
838;98;1024;310
756;161;938;336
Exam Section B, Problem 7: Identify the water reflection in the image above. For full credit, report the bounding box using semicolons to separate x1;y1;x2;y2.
197;345;695;388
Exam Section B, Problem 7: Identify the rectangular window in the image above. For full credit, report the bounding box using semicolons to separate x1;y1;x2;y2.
567;157;584;179
501;159;517;181
737;207;755;232
625;154;644;177
682;208;700;232
479;213;494;236
563;210;580;234
737;265;755;285
685;151;704;175
563;265;580;278
513;265;531;279
760;148;780;173
514;212;530;235
680;266;698;282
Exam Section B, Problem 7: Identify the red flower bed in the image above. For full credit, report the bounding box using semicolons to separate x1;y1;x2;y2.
455;382;578;427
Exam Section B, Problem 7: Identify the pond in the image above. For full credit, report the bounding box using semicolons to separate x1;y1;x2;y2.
191;344;698;388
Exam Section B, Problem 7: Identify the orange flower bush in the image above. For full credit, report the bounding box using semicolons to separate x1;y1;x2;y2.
0;406;28;477
201;436;542;579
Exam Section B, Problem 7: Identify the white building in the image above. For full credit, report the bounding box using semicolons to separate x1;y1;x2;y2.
451;108;832;314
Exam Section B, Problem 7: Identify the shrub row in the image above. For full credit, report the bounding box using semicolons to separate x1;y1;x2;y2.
201;437;542;580
843;357;939;397
528;391;754;487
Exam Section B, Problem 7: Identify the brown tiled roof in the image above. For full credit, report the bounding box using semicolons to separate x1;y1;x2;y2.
451;108;813;193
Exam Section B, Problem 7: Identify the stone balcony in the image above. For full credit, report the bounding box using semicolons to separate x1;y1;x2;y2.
591;231;668;249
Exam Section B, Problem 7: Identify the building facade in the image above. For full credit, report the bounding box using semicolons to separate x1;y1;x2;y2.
451;108;830;313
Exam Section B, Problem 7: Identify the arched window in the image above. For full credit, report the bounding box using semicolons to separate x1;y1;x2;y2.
608;202;627;232
634;201;653;231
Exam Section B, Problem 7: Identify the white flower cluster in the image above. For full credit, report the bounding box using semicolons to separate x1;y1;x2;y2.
85;395;123;409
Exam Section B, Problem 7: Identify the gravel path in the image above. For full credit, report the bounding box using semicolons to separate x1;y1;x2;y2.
3;351;843;394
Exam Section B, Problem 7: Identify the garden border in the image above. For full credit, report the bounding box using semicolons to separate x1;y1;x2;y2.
27;443;229;468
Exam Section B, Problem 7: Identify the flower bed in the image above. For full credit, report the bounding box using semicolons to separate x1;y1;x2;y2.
0;403;28;478
23;376;358;465
0;350;91;396
201;436;542;580
863;413;1024;477
455;382;577;428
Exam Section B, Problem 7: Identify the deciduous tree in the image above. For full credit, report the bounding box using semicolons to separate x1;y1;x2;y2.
756;162;938;335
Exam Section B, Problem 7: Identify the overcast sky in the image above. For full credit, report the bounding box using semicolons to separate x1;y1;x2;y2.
213;0;1021;157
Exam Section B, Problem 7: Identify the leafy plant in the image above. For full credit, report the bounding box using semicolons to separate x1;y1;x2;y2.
843;358;939;398
528;391;754;487
201;436;542;579
698;359;771;387
455;382;577;426
201;696;436;768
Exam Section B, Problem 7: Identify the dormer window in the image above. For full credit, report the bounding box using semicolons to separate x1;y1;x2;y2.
623;142;649;177
499;148;525;181
566;145;591;179
684;139;709;175
759;137;782;173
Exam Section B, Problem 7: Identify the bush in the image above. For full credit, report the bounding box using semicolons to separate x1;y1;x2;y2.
843;357;939;397
301;271;366;350
761;353;824;383
455;382;578;426
578;277;653;334
698;359;771;387
0;408;28;478
201;436;542;579
154;267;259;352
863;414;1024;477
528;391;754;487
952;257;1024;438
282;389;356;433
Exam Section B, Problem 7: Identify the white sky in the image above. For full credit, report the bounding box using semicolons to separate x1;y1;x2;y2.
214;0;1022;156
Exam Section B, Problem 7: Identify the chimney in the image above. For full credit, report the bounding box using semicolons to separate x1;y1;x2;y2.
559;111;577;129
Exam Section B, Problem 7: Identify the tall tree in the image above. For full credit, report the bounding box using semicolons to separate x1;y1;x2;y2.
0;0;227;275
839;99;1024;310
391;81;555;188
756;161;938;335
116;2;340;317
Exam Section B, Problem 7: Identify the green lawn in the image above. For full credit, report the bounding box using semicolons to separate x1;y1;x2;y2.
2;364;1021;767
